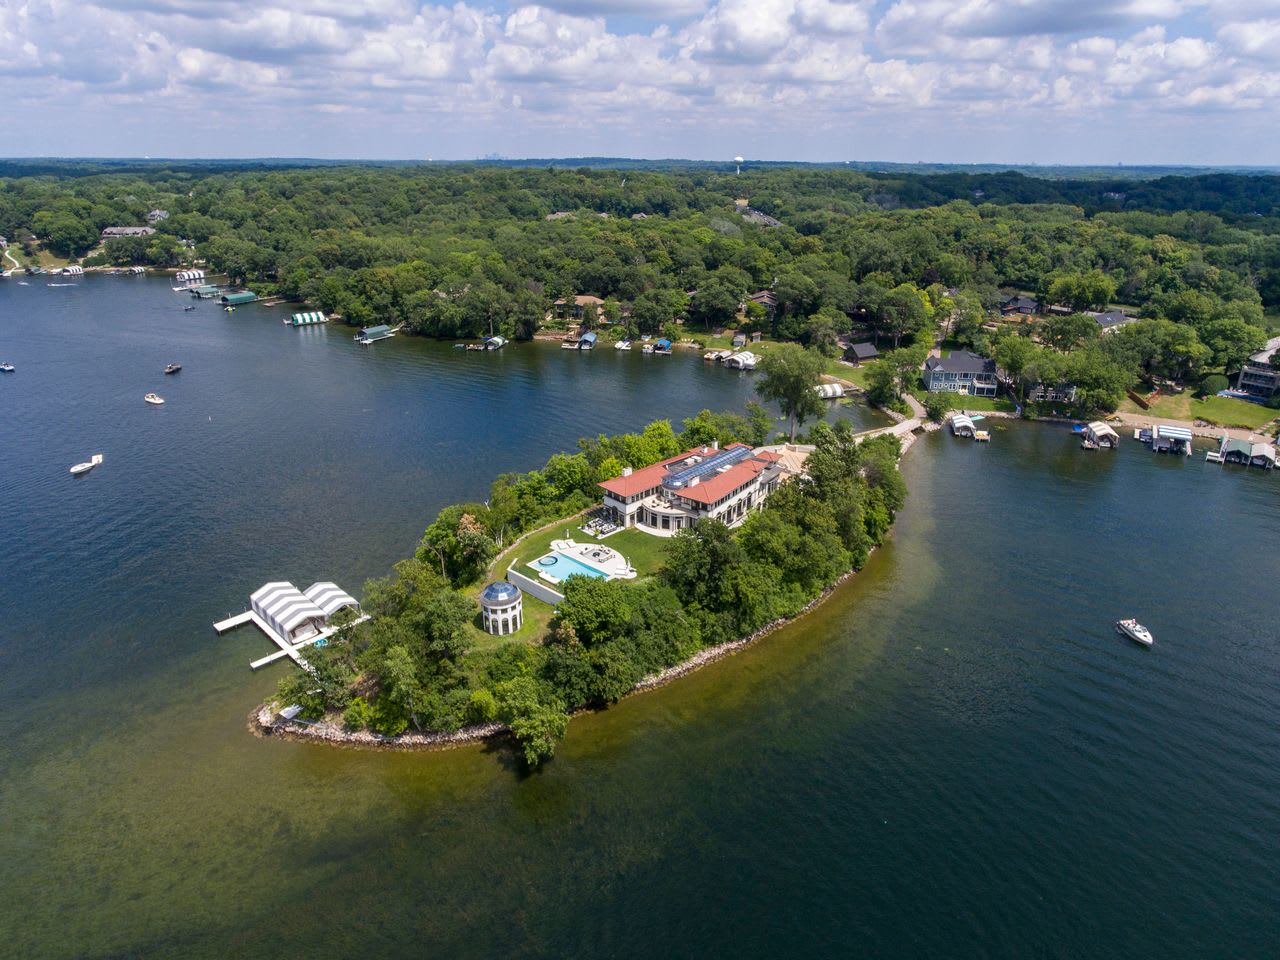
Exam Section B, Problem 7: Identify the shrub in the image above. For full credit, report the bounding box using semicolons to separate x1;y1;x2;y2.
465;688;498;725
923;393;949;422
1198;374;1229;397
343;697;373;731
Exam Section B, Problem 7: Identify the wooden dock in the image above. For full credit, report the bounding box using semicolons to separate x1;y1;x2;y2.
214;609;370;671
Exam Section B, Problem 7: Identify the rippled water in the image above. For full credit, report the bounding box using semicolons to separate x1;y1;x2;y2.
1;278;1277;958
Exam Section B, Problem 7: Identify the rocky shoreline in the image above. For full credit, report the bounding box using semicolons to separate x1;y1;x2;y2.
253;423;926;752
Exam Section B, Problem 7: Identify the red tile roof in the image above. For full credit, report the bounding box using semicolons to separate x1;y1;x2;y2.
598;443;777;505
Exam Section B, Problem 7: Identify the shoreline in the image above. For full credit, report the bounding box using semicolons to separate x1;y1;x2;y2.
253;424;926;752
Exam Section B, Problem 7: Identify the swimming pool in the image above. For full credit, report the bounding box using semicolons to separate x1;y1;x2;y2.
529;551;610;582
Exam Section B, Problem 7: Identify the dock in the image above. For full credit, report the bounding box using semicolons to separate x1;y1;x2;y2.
214;580;366;671
216;608;370;671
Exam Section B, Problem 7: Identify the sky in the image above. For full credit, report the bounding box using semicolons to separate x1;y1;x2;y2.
1;0;1278;164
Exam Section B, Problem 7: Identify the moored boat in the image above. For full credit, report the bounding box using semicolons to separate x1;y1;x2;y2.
144;393;165;405
70;454;104;476
615;339;632;351
1115;618;1154;647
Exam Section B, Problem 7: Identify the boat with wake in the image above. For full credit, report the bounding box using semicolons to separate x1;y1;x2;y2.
0;362;13;373
164;363;182;375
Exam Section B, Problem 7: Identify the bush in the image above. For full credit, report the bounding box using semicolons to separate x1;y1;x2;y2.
1198;374;1229;397
464;688;498;725
923;393;949;422
343;697;373;731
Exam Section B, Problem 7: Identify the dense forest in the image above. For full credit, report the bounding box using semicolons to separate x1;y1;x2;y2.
3;162;1279;411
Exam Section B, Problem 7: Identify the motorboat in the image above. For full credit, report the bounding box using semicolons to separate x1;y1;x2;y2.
164;363;182;375
1115;619;1154;647
0;362;13;373
485;336;507;350
144;393;165;405
70;454;104;476
184;305;196;312
615;339;632;351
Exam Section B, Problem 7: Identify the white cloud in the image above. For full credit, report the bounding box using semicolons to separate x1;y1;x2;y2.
0;0;1274;162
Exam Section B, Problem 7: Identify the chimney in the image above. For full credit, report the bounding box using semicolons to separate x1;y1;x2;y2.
622;466;633;477
712;439;719;451
689;475;700;486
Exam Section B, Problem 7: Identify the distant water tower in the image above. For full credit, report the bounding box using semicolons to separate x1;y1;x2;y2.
734;155;745;175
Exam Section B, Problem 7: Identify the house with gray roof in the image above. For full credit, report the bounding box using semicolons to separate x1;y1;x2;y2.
1236;335;1280;397
923;351;998;397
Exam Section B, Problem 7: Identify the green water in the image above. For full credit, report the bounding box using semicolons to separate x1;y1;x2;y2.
2;278;1278;958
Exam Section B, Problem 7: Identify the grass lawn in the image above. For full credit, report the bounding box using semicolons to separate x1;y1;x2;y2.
501;521;671;582
1120;392;1278;430
911;389;1018;413
462;593;556;653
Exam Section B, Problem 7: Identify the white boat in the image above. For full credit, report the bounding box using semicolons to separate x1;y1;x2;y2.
615;339;632;351
1115;619;1154;647
70;454;104;476
485;335;507;350
144;393;165;405
0;362;13;373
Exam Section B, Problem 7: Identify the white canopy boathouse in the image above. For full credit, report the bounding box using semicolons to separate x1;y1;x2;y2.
1084;421;1120;448
287;311;328;326
213;580;367;670
1152;424;1193;456
814;383;845;399
950;414;976;438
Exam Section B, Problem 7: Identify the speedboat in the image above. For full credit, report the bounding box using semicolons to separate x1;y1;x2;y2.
1116;619;1154;647
615;339;632;351
70;454;104;476
164;363;181;375
0;362;13;372
144;393;165;405
184;305;196;312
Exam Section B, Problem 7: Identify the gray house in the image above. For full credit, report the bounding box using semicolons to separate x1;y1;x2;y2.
923;351;998;397
1236;335;1280;398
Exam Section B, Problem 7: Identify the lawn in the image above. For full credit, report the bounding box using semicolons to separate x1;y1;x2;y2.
1120;392;1278;430
911;389;1018;413
461;592;556;653
482;513;673;593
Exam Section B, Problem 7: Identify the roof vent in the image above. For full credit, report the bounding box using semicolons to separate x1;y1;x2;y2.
689;476;700;486
622;466;633;477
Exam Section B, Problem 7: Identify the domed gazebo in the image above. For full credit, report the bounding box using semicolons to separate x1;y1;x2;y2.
479;581;523;636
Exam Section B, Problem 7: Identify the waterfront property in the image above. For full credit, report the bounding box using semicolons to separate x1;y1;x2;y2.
1084;421;1120;448
1219;438;1277;469
214;580;364;670
1151;424;1194;455
845;341;879;364
220;291;257;306
1027;381;1078;404
355;324;395;344
527;539;637;586
479;581;523;636
923;351;999;397
1234;335;1280;398
599;442;787;536
288;311;328;326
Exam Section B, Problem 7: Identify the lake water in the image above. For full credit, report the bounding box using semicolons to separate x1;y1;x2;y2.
1;277;1277;958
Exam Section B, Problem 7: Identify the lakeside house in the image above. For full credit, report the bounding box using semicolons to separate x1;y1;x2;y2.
845;341;879;364
923;351;998;397
746;290;777;316
146;209;169;224
1000;294;1040;316
598;442;787;535
1090;310;1135;334
101;226;156;239
1027;381;1078;403
553;295;604;321
1235;335;1280;398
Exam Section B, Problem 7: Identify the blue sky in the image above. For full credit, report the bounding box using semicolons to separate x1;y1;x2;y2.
1;1;1277;164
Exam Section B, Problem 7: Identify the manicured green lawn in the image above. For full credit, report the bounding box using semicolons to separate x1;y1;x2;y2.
1123;392;1278;430
493;517;672;586
593;526;672;578
462;593;556;653
911;389;1018;413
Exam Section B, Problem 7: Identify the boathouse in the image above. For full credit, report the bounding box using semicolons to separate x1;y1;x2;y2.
191;284;219;298
250;582;327;644
355;324;394;344
288;311;328;326
950;414;977;438
1084;422;1120;448
579;331;598;350
479;581;523;636
1151;424;1193;456
220;291;257;306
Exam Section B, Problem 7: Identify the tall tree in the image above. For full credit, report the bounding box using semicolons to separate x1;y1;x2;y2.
755;344;825;440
